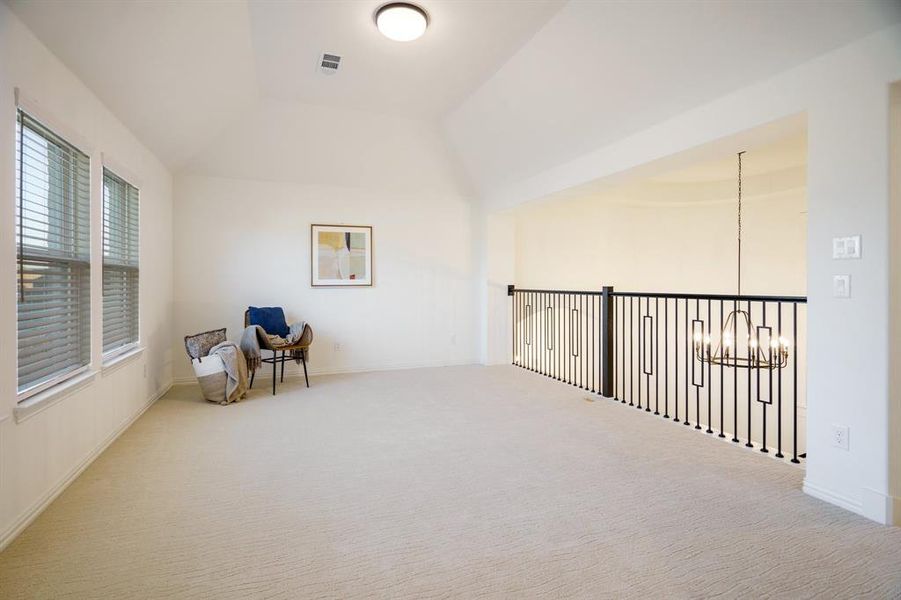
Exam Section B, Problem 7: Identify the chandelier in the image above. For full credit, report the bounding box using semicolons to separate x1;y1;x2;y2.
693;151;791;370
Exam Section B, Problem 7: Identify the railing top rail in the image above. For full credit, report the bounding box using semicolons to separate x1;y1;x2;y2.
513;288;604;296
509;286;806;303
611;291;807;303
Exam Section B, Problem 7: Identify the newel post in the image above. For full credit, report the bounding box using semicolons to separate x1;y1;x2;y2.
508;284;515;365
601;286;614;398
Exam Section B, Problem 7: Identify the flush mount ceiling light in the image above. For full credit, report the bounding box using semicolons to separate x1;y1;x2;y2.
375;2;429;42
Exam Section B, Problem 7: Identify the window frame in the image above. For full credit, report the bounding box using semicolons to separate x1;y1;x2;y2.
15;101;94;402
100;164;141;361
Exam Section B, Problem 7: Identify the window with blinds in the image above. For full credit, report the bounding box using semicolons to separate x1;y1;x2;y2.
102;169;139;355
15;110;91;396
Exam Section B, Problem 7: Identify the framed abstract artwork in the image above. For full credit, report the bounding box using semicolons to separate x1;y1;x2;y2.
311;224;373;287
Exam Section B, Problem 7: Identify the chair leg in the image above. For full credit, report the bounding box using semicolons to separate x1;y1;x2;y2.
250;369;255;389
280;350;285;383
272;350;277;395
302;353;309;388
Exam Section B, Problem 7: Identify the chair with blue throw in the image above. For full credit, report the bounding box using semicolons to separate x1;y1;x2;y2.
241;306;313;395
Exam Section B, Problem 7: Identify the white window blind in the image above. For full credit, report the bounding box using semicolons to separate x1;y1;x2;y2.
15;109;91;396
102;169;139;355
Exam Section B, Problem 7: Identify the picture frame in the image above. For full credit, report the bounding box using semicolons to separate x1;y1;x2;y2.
311;224;373;287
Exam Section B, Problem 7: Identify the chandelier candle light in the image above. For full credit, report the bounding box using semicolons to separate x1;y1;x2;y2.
693;151;791;370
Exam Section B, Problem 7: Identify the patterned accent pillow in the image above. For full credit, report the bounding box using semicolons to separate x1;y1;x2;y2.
184;328;227;360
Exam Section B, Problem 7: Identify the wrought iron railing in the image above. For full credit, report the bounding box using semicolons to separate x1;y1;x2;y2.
511;287;606;392
510;286;807;464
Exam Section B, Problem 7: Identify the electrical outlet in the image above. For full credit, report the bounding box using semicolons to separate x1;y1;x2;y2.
833;275;850;298
831;425;850;450
334;342;341;352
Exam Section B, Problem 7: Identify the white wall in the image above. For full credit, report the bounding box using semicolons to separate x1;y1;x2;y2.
172;100;479;382
0;5;174;549
478;25;901;524
477;210;515;365
513;175;807;296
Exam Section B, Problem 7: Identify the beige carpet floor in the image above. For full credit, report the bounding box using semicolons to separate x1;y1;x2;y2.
1;365;900;599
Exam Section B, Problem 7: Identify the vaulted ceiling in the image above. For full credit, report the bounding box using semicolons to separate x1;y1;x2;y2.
445;0;901;199
7;0;562;171
7;0;900;196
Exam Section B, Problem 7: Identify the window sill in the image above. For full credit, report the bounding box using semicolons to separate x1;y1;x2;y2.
15;370;98;424
101;346;144;376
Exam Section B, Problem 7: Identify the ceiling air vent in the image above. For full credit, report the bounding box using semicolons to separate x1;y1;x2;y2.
320;53;341;75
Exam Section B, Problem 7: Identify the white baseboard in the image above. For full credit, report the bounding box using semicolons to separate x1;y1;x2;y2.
860;487;901;526
172;358;478;386
0;382;172;552
803;480;865;518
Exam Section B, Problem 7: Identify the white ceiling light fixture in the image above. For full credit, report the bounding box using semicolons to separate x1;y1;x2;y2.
375;2;429;42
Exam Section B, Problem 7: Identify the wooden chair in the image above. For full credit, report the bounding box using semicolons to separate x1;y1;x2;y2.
244;310;313;395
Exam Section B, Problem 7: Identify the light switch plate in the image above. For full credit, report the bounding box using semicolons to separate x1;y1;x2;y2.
833;275;851;298
833;235;861;259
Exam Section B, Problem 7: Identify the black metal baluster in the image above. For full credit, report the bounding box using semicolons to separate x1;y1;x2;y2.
622;296;626;404
792;303;800;463
520;292;525;368
675;298;680;422
537;292;541;373
523;292;528;370
520;292;525;367
581;294;585;388
554;293;559;380
598;296;619;400
584;294;589;390
528;292;533;371
655;296;660;415
526;292;535;371
569;294;573;385
643;299;651;413
664;298;670;419
653;297;661;415
522;292;527;368
545;293;550;377
563;294;568;382
546;292;550;377
776;302;784;458
572;294;577;387
746;300;754;448
613;294;617;399
684;298;690;426
719;300;725;438
630;297;634;406
637;297;643;410
510;290;519;365
572;296;582;387
591;293;596;392
572;295;577;386
695;298;702;430
706;299;713;433
541;293;545;376
581;294;586;389
645;298;651;413
732;298;740;443
545;292;549;376
760;302;769;453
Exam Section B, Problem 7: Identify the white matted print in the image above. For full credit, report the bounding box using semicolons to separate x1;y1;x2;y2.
311;224;373;287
